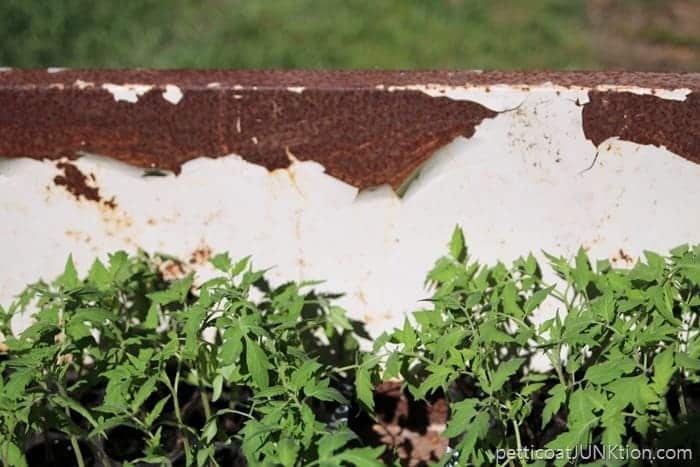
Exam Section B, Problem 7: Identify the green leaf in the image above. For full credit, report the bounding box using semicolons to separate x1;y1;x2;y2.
245;336;270;389
55;254;80;288
584;358;637;385
210;252;232;272
2;441;28;467
148;274;194;305
87;258;111;289
278;437;299;467
132;376;157;412
676;352;700;370
212;374;224;402
449;225;466;261
336;446;385;466
478;321;514;344
355;366;375;412
525;286;553;314
52;394;98;428
203;419;218;443
652;348;675;395
456;411;490;460
305;381;347;404
145;396;170;426
383;352;401;381
542;383;566;428
489;358;525;393
442;398;479;438
318;431;356;459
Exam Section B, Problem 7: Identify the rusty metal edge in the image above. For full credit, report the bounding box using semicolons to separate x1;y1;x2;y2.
0;70;698;190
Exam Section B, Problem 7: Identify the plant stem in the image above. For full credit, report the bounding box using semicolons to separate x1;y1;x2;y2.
512;418;522;452
198;379;212;420
69;434;86;467
55;382;86;467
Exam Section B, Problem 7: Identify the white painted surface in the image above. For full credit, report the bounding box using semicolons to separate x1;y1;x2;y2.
102;83;153;103
162;84;183;104
1;88;699;339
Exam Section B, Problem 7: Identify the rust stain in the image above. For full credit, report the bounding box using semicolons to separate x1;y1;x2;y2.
612;248;634;265
188;244;213;265
582;91;699;164
53;161;101;202
53;160;119;210
159;259;188;281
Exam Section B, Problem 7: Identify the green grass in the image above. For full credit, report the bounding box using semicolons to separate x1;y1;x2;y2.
0;0;596;69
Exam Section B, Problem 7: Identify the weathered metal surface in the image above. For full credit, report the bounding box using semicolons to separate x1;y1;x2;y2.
0;71;698;337
0;70;698;189
583;91;699;164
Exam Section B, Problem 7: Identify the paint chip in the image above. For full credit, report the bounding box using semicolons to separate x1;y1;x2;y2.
162;84;183;105
102;83;153;103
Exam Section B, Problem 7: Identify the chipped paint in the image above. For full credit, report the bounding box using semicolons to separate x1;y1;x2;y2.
0;72;698;338
102;83;153;103
287;86;305;93
162;84;183;104
379;82;690;112
74;79;94;89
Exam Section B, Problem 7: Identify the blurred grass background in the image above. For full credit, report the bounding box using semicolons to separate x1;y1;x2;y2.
0;0;697;70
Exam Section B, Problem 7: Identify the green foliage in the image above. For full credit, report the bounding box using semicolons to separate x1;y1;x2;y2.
0;251;382;466
0;229;698;465
0;0;594;70
382;229;700;466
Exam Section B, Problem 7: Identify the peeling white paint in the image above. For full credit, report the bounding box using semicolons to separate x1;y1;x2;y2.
47;67;65;73
378;83;691;112
592;85;691;101
0;67;12;72
74;79;94;90
102;83;153;103
162;84;183;104
287;86;305;94
1;88;699;341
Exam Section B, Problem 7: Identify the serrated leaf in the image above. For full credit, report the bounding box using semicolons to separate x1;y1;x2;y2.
318;430;356;459
145;396;170;426
355;366;374;412
55;254;80;289
336;446;385;466
542;383;566;428
52;394;98;428
584;358;637;385
245;336;270;389
489;358;525;393
676;352;700;370
652;348;675;395
449;225;465;261
132;376;157;412
278;437;299;467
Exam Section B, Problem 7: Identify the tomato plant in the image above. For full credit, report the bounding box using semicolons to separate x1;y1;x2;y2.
0;228;698;466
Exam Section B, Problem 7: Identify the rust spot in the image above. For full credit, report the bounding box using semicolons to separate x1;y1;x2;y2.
188;244;213;265
53;161;100;202
159;259;188;281
612;248;634;264
583;91;699;164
